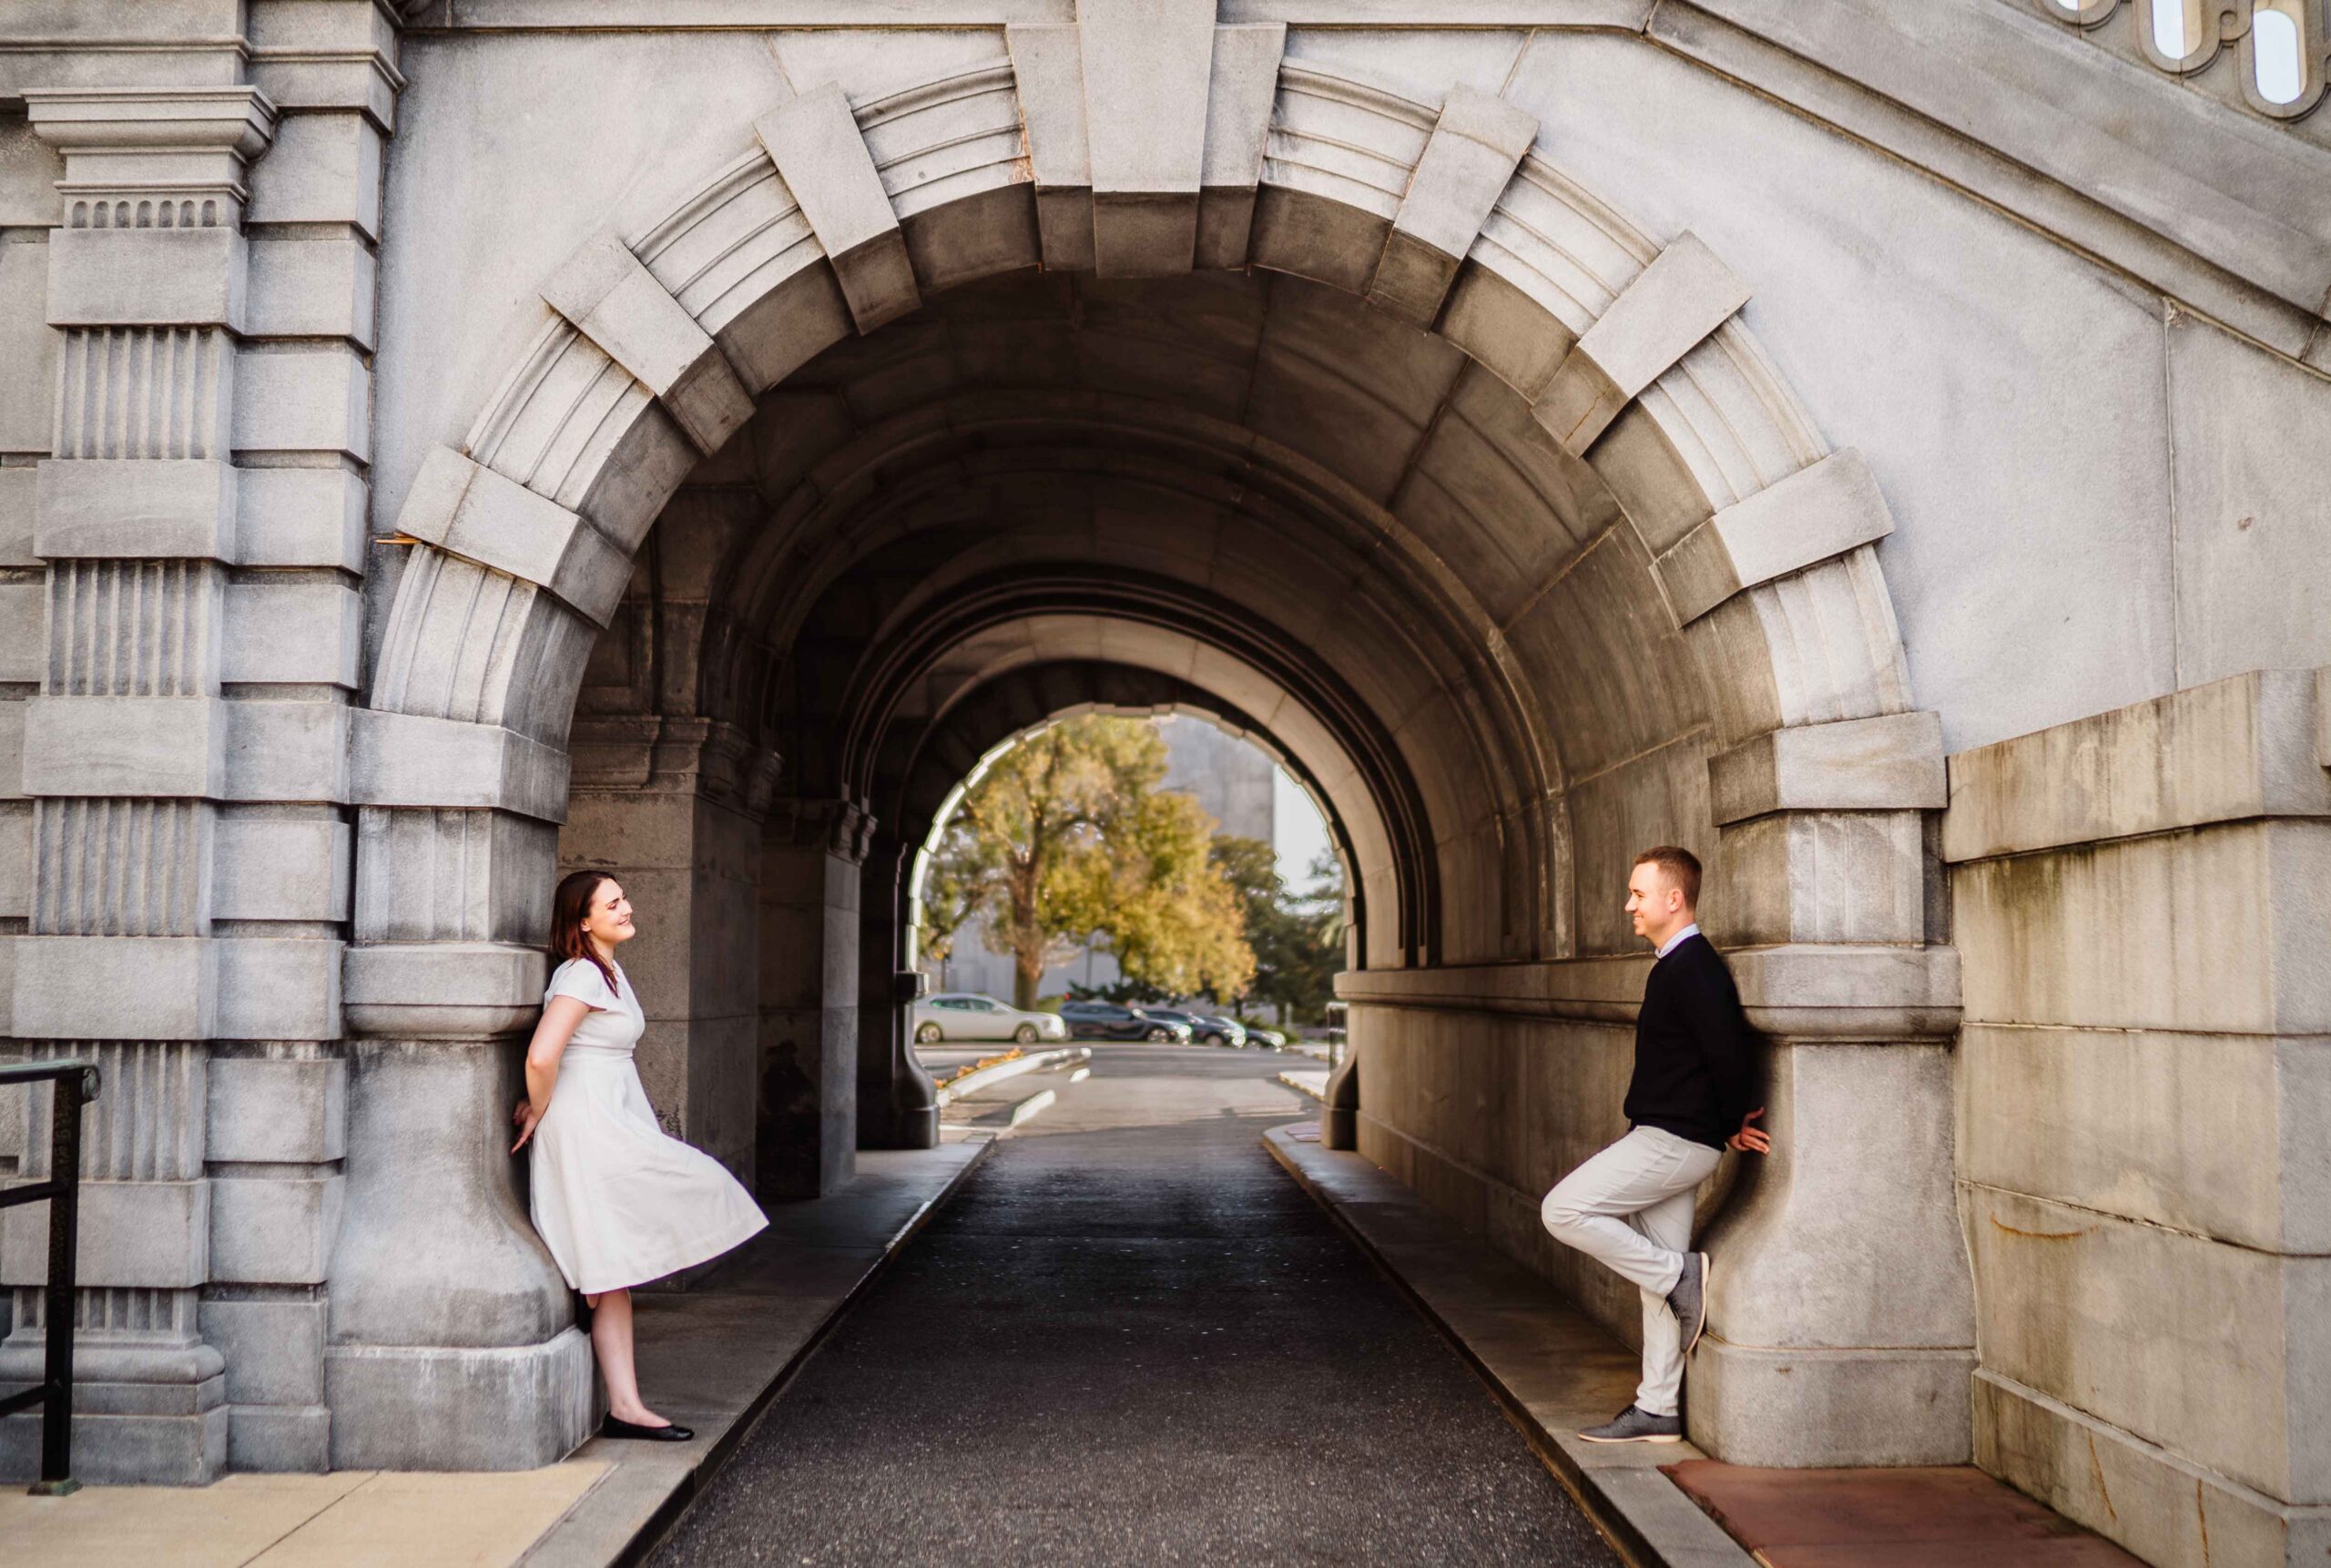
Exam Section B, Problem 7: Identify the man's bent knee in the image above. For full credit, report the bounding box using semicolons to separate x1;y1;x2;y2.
1542;1186;1587;1239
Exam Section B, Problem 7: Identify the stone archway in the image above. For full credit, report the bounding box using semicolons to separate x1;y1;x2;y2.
329;29;1961;1474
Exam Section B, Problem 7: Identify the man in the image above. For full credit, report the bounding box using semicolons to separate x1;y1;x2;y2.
1542;845;1767;1444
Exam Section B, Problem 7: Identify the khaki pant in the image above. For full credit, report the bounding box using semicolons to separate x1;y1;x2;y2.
1541;1126;1721;1417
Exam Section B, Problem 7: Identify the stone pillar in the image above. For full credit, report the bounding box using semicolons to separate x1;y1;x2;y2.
562;718;775;1189
0;83;284;1486
758;799;868;1197
2;10;405;1478
855;831;937;1151
331;800;594;1470
1684;711;1977;1467
1943;669;2331;1568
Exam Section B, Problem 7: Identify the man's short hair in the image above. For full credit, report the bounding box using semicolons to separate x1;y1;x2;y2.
1634;845;1702;909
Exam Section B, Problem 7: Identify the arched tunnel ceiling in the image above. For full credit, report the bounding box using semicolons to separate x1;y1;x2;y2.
668;267;1785;965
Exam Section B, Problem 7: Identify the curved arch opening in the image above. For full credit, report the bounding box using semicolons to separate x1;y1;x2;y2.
350;68;1955;1469
900;697;1351;996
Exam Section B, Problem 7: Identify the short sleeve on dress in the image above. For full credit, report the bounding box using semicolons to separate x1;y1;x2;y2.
545;959;616;1011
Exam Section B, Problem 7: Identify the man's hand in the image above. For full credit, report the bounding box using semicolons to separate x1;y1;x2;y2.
1726;1107;1769;1155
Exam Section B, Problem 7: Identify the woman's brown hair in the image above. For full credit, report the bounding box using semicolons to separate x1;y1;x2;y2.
550;870;623;998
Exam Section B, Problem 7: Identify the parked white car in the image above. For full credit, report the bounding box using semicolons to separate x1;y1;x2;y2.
911;993;1068;1045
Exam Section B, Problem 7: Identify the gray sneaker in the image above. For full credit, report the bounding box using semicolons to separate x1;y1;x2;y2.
1667;1251;1709;1357
1579;1405;1683;1444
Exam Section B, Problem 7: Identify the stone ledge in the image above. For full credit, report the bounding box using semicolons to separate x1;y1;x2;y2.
341;941;548;1039
214;935;344;1041
1708;712;1946;824
1943;667;2331;863
1335;943;1960;1038
1690;1340;1973;1467
348;708;570;822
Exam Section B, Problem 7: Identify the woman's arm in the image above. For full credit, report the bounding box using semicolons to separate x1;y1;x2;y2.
511;994;593;1153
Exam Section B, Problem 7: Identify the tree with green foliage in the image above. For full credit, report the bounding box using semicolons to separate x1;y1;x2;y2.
912;851;982;976
921;716;1256;1008
1214;838;1347;1026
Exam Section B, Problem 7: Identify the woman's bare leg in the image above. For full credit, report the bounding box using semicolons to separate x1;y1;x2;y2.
584;1288;667;1426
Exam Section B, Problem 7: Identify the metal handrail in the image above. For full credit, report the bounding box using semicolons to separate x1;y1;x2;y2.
0;1058;101;1496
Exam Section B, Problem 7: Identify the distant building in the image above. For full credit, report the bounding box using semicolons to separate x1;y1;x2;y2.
935;718;1274;1002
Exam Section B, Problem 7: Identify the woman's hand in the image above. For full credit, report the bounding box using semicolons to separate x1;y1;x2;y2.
1726;1107;1769;1155
511;1096;545;1155
514;995;590;1155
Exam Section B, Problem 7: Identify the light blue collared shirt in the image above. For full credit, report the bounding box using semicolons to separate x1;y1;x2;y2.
1654;922;1701;960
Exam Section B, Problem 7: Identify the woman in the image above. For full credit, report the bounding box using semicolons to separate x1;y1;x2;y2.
511;870;769;1441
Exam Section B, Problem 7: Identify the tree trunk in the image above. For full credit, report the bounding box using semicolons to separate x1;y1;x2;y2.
1013;954;1041;1011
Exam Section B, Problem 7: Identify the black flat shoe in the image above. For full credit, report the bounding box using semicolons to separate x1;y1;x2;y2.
602;1415;693;1442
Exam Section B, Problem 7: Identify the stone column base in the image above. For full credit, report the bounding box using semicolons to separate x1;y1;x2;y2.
0;1339;229;1483
1687;1339;1974;1466
0;1402;228;1485
323;1328;595;1471
1321;1047;1359;1149
229;1404;332;1472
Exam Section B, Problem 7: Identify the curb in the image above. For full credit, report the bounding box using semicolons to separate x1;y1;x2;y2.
932;1045;1090;1105
521;1135;998;1568
1276;1069;1327;1102
1264;1125;1753;1568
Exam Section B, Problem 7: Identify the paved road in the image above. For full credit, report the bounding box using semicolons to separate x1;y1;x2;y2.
651;1044;1620;1567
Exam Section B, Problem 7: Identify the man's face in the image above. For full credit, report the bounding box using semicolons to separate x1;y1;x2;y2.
1625;862;1683;943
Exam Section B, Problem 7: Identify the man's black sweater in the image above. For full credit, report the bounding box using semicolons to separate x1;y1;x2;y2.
1624;933;1758;1150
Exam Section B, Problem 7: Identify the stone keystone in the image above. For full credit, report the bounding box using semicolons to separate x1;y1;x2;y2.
541;229;754;455
1369;88;1537;331
391;447;630;628
1532;231;1749;457
756;85;921;334
1654;448;1896;626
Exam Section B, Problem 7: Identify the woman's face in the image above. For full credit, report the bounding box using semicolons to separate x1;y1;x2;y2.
582;880;636;948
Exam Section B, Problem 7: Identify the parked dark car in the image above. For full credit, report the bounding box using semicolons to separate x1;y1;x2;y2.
1140;1007;1247;1047
1058;1000;1192;1043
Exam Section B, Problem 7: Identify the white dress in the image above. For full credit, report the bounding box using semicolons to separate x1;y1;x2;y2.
529;957;768;1294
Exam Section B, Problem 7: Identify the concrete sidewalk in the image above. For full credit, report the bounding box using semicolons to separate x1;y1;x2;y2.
1264;1123;2139;1568
0;1138;992;1568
